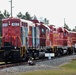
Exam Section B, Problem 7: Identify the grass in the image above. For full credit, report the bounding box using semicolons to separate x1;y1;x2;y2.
61;59;76;70
18;69;76;75
7;59;76;75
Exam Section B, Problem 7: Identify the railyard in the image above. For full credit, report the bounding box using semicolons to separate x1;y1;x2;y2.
0;0;76;75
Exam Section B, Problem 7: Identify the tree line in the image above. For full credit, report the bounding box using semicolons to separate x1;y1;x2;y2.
0;10;76;36
0;10;49;36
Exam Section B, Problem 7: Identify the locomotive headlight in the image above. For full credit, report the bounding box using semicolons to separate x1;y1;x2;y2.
8;21;10;25
14;47;17;49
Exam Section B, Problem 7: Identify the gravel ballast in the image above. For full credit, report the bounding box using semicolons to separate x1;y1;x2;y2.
0;55;76;73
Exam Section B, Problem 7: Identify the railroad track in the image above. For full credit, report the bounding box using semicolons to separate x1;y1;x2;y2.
0;62;28;69
0;54;75;69
0;58;48;69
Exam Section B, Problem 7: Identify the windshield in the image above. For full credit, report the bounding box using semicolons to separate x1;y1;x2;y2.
2;23;8;27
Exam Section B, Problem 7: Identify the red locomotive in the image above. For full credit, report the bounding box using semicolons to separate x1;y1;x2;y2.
0;17;76;63
0;17;49;63
46;26;73;56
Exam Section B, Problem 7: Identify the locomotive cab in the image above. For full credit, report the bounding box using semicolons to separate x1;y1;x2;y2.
0;18;22;62
0;17;39;63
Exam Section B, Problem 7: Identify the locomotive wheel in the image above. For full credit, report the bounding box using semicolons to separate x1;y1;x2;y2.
57;51;61;57
4;51;10;64
74;48;76;54
67;47;73;55
57;49;61;57
22;54;29;62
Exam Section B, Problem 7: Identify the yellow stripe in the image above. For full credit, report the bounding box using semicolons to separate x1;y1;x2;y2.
20;46;26;57
18;36;22;45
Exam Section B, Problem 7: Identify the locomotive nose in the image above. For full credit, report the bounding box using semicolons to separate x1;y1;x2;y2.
8;27;12;36
4;27;12;42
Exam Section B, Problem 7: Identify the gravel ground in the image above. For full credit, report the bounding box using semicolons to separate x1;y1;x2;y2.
37;55;76;66
0;54;76;74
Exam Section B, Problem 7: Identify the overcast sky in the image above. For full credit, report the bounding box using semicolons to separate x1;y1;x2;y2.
0;0;76;29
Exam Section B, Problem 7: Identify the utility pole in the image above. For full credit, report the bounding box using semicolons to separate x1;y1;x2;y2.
64;18;65;28
9;0;13;17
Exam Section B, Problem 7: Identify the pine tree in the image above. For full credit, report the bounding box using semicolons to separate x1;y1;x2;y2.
64;18;71;31
25;12;32;20
17;12;23;18
0;11;4;36
3;10;10;18
44;18;49;24
33;15;37;20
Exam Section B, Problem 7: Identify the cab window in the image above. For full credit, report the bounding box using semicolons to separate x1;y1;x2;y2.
64;32;67;36
42;28;45;33
2;23;8;27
